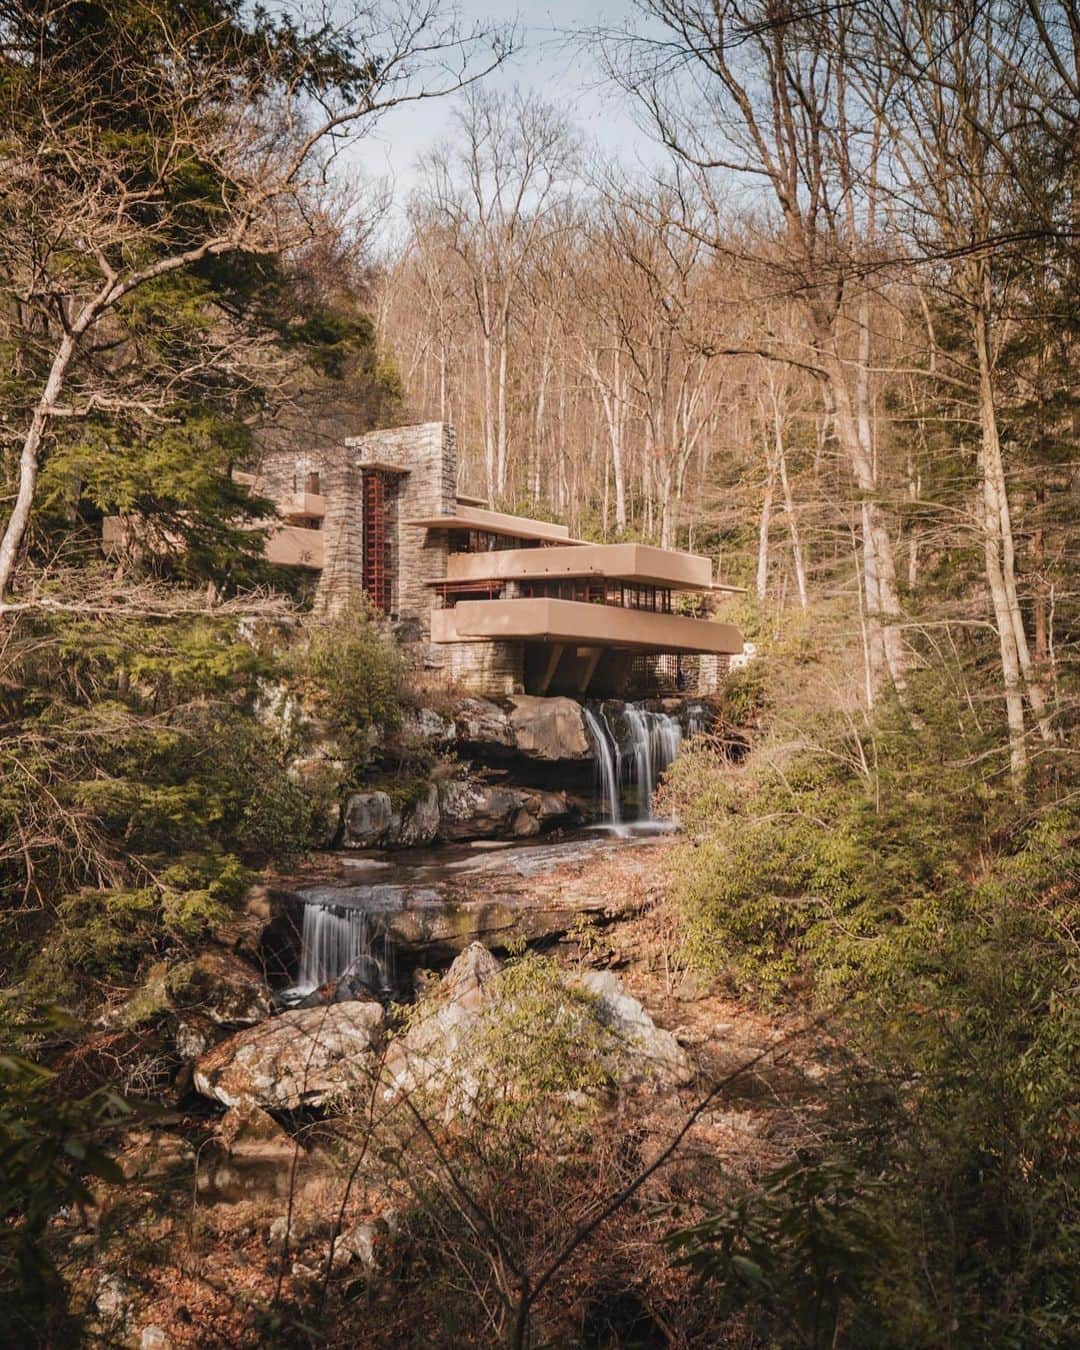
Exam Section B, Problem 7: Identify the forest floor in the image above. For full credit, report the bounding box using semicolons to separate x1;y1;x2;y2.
60;835;827;1348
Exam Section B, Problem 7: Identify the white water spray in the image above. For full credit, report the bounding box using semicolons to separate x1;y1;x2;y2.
620;704;683;820
295;903;394;994
584;706;623;827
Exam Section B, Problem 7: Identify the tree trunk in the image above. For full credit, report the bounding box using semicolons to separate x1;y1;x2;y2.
972;280;1053;741
771;394;807;610
756;463;776;603
0;329;79;600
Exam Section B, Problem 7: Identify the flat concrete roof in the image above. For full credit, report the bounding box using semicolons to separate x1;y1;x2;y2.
443;542;714;590
407;503;577;545
431;597;743;656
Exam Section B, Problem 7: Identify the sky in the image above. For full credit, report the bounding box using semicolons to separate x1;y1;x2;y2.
343;1;664;217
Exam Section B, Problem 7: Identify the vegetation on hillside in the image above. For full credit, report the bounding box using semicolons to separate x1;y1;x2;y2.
0;0;1077;1345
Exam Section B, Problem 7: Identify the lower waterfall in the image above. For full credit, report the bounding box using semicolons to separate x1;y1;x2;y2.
584;706;623;827
295;902;395;995
621;704;683;820
585;702;684;824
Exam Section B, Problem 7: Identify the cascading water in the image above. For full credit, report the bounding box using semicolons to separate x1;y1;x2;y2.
583;706;623;828
295;902;395;995
621;703;682;820
585;701;684;825
687;703;707;737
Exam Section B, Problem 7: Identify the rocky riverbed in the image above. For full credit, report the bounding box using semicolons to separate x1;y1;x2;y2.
56;825;826;1348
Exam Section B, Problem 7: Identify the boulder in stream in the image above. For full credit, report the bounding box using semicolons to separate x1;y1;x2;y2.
507;695;591;760
194;1000;385;1110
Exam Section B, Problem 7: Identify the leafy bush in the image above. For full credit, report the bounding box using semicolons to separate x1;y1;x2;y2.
281;602;406;760
0;1009;128;1327
662;687;1080;1345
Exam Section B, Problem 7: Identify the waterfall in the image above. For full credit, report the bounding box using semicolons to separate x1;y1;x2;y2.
621;703;682;820
295;902;395;995
583;706;623;827
687;703;707;737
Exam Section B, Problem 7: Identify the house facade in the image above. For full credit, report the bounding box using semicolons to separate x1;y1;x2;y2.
240;422;744;698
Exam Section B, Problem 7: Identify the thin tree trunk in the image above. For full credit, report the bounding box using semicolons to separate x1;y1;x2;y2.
973;283;1053;741
0;329;79;599
756;462;776;603
771;392;807;610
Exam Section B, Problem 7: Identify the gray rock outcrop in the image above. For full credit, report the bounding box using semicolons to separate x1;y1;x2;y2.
578;970;694;1085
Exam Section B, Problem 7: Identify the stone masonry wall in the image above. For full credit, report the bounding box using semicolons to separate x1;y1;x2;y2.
344;423;457;661
449;640;525;698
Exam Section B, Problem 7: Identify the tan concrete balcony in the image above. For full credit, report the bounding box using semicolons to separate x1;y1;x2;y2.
231;471;325;523
264;523;324;569
430;597;743;656
444;541;713;590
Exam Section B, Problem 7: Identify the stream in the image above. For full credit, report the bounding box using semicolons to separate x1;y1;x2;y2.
285;703;695;1000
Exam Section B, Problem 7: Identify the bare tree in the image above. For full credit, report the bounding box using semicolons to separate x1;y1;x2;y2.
412;87;577;502
0;0;507;601
600;0;912;699
869;0;1060;774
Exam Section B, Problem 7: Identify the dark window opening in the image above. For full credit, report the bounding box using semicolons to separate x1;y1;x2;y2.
517;579;672;611
362;469;395;615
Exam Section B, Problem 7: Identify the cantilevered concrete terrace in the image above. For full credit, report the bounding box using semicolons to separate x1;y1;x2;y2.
442;542;715;591
431;597;743;657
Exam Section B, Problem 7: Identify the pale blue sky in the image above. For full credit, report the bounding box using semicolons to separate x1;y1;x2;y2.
345;1;663;213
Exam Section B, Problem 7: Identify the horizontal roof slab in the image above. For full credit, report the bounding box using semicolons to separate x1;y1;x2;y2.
407;504;575;545
431;597;743;657
443;542;713;590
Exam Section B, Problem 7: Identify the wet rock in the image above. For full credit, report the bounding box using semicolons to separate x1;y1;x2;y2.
194;1000;385;1110
453;697;514;747
436;780;523;840
331;953;384;1002
436;780;571;842
344;791;395;847
507;695;591;760
578;971;694;1086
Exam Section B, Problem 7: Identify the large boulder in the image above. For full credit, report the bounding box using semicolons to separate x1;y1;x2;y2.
383;944;503;1109
436;780;572;841
452;697;514;748
193;1000;385;1110
436;780;522;840
169;949;272;1028
578;971;694;1086
507;695;591;760
344;791;395;848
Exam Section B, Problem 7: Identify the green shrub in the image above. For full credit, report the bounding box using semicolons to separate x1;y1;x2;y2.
282;602;406;759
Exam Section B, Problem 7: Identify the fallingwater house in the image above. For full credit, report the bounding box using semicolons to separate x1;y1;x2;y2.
164;421;744;698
